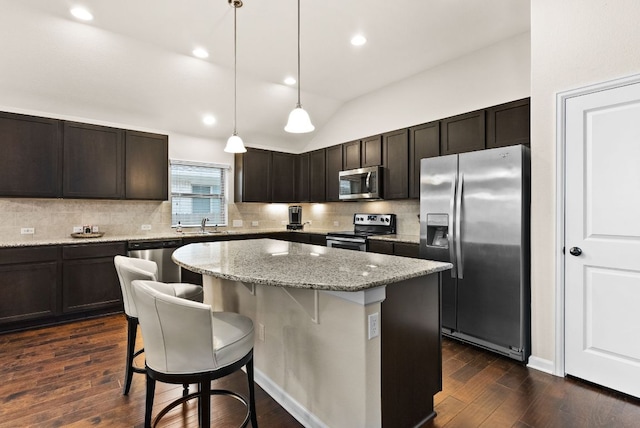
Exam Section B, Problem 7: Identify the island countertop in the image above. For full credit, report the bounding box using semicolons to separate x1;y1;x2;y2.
172;238;451;292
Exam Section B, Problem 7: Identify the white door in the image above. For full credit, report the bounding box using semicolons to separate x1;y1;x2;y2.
565;79;640;398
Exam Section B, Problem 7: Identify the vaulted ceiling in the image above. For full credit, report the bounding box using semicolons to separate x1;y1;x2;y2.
0;1;530;152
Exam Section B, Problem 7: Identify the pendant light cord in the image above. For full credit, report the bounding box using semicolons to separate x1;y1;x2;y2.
233;5;238;134
296;0;301;108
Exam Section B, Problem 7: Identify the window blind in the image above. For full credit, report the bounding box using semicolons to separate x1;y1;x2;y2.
170;161;228;227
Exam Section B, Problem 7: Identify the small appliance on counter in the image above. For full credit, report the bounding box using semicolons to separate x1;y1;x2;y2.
326;213;396;251
287;205;304;230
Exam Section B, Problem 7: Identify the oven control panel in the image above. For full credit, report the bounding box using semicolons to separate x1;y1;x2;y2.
353;214;394;226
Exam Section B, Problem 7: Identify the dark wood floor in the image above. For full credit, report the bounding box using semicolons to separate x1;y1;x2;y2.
1;314;639;427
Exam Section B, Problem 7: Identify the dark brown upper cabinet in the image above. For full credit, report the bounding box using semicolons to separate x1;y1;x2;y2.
409;121;440;199
271;151;296;203
125;131;168;200
309;149;326;202
342;135;382;171
486;98;530;149
63;122;125;199
361;135;382;167
382;129;409;199
440;110;485;155
343;140;361;170
325;145;343;202
0;112;62;198
295;153;310;202
234;148;272;202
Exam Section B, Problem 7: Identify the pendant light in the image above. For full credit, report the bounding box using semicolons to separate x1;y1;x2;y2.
285;0;314;133
224;0;247;153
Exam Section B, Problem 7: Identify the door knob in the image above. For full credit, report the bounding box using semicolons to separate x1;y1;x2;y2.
569;247;582;256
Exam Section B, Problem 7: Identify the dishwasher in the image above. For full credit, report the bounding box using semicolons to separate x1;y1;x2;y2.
127;239;182;283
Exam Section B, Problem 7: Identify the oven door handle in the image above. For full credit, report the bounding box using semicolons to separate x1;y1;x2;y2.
326;236;367;244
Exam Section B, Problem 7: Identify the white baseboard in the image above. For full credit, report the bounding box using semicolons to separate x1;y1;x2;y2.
253;368;328;428
527;355;556;375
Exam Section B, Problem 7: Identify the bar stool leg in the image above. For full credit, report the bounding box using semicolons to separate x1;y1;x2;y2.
247;358;258;427
124;316;139;395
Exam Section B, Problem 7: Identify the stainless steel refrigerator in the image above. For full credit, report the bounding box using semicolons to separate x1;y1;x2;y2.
419;144;530;362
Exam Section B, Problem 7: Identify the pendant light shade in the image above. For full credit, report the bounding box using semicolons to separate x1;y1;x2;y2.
285;0;314;133
285;104;314;133
224;133;246;153
224;0;247;153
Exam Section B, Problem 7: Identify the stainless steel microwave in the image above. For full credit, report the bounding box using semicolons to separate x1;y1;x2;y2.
338;166;382;200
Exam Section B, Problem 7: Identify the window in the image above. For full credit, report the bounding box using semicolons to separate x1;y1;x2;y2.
170;160;229;227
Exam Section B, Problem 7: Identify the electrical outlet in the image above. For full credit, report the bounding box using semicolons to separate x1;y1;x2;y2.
368;313;379;339
251;221;259;227
141;224;152;231
258;323;265;341
73;226;83;233
333;221;339;227
20;227;35;235
233;220;243;227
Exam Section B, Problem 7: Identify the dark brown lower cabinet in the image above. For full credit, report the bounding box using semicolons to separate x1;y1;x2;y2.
62;242;126;313
368;240;420;258
0;246;58;326
368;240;394;255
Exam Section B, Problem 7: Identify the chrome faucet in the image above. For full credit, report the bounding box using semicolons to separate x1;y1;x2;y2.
200;217;209;233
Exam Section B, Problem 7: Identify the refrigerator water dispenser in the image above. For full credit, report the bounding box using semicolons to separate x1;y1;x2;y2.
426;213;449;248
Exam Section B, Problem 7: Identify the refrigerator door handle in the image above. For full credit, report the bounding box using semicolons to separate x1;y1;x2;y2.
455;173;464;279
449;175;457;278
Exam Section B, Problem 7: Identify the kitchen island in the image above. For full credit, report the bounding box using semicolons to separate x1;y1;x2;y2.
172;239;451;428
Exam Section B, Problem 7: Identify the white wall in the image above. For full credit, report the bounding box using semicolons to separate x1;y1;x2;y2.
305;32;531;152
530;0;640;364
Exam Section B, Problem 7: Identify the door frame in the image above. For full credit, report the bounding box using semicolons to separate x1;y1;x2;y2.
554;72;640;377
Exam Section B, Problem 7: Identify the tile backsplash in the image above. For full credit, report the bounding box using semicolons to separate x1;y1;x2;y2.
0;198;420;241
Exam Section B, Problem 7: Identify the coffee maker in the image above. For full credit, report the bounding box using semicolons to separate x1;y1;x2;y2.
287;205;303;230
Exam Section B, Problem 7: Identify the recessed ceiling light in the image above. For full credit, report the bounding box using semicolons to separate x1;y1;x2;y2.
351;34;367;46
192;48;209;59
70;7;93;21
284;76;296;85
203;115;216;126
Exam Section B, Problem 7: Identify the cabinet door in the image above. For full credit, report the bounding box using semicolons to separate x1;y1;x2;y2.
440;110;485;155
295;153;310;202
409;121;440;198
235;148;272;202
394;242;420;259
309;149;326;202
309;234;327;246
325;145;343;202
343;140;361;170
486;98;530;148
272;152;296;202
382;129;409;199
0;246;59;326
125;130;168;200
0;112;62;198
368;240;394;255
63;122;124;198
361;135;382;167
62;242;126;314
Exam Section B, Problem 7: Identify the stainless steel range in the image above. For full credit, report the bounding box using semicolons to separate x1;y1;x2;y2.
326;213;396;251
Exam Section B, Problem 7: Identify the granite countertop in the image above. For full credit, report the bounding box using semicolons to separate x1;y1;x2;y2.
172;238;451;292
0;228;420;249
368;234;420;244
0;228;332;248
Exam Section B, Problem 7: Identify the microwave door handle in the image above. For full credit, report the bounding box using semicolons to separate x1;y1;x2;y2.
365;172;371;192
